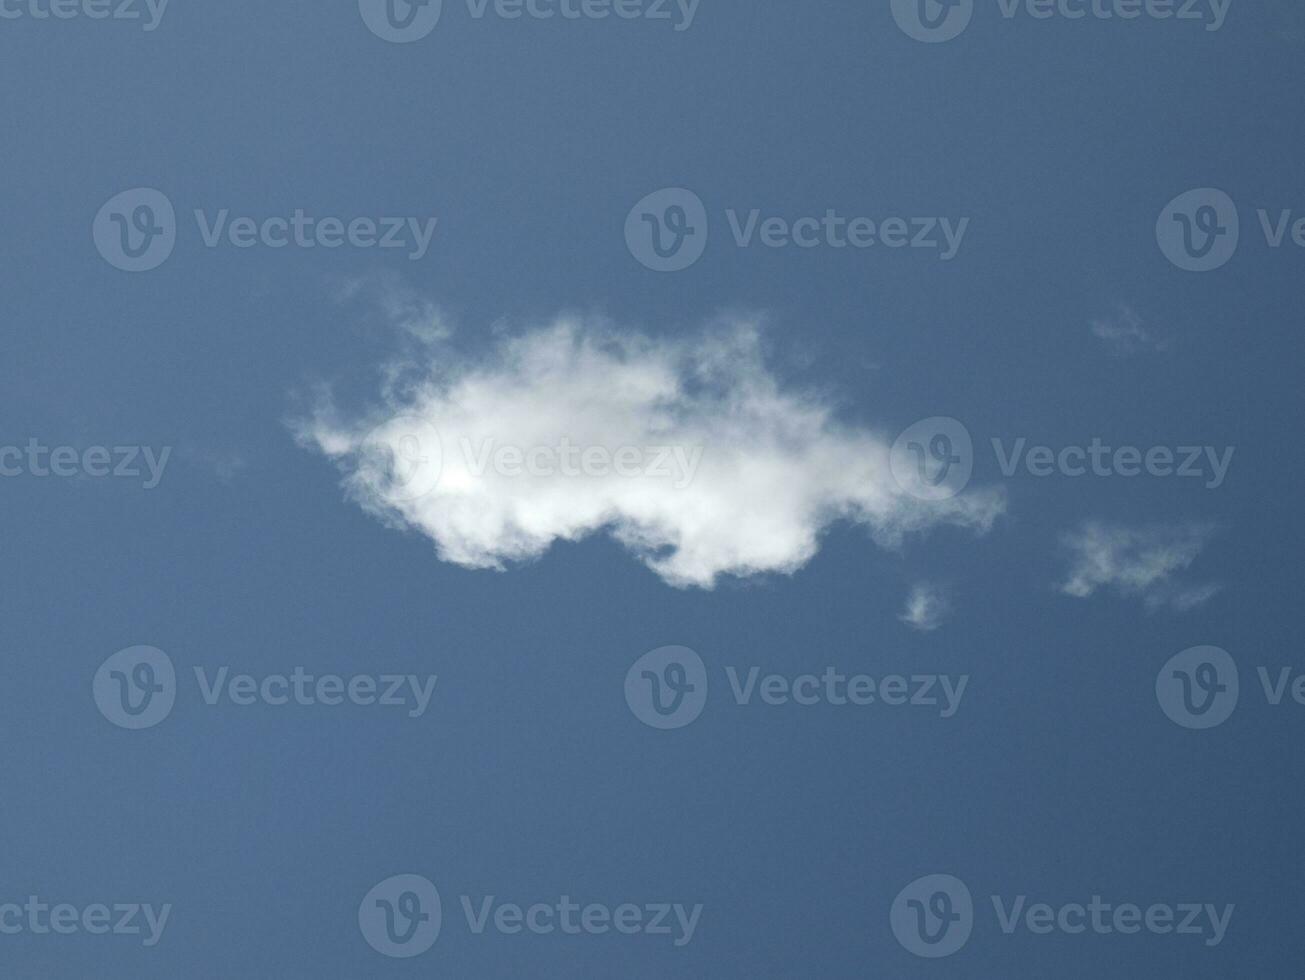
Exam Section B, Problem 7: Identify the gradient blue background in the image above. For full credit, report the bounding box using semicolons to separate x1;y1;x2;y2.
2;0;1303;975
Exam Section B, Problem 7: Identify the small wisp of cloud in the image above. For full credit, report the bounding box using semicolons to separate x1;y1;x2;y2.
334;272;451;345
899;583;952;631
1090;305;1169;357
1059;520;1219;611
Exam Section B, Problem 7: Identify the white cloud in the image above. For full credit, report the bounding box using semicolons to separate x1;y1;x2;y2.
1090;305;1169;357
899;583;951;631
293;295;1006;589
1059;521;1219;611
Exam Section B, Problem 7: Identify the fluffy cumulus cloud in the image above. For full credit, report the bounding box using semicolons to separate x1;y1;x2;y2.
1059;521;1219;611
293;295;1006;588
899;583;952;631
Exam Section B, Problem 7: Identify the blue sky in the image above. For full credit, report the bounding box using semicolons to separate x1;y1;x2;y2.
2;0;1303;976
